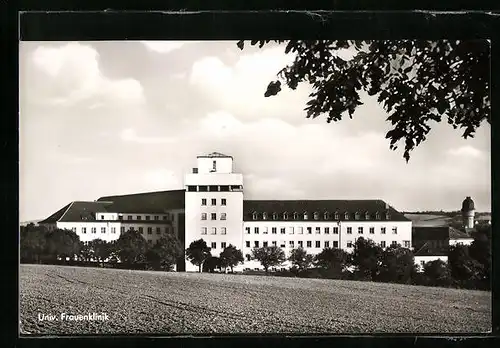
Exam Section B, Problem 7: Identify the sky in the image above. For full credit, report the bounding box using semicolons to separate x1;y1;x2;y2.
19;41;491;222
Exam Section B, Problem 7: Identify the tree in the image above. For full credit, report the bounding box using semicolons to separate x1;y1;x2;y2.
20;224;48;263
468;226;491;290
288;247;314;274
219;244;244;272
350;237;383;280
78;242;93;262
448;244;484;289
378;244;416;284
237;40;490;162
146;234;183;271
185;239;212;273
422;259;453;287
114;229;148;265
88;239;113;266
314;247;349;278
251;246;286;274
202;256;221;273
44;228;81;262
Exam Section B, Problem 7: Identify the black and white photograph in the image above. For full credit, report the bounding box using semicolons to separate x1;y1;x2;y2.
19;39;491;335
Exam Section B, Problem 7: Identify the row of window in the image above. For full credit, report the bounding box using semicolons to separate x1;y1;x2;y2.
251;211;390;221
100;214;170;221
187;185;243;192
209;241;227;249
201;213;227;220
244;240;411;249
201;227;227;235
78;226;169;235
201;198;227;206
244;226;398;235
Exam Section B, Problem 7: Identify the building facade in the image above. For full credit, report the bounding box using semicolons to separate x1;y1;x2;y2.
38;152;415;272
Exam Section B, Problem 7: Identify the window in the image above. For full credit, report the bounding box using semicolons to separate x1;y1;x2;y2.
380;241;386;248
111;227;116;234
211;198;216;206
254;241;259;248
120;227;125;233
156;227;161;234
298;241;303;248
289;241;295;248
306;241;312;248
100;215;104;220
272;213;278;220
381;227;386;234
355;212;360;220
369;227;375;234
347;241;353;248
211;213;217;220
288;227;294;234
333;241;339;248
101;227;106;233
221;198;226;206
392;227;398;234
255;227;259;234
280;227;286;234
163;215;168;220
263;227;268;234
325;241;330;248
221;227;226;235
211;242;217;249
212;160;216;171
201;213;207;220
333;227;339;234
72;227;77;233
221;213;227;220
297;227;303;234
82;227;87;234
376;212;381;220
420;261;425;268
347;227;352;234
221;242;227;249
344;212;350;220
324;212;329;220
139;227;143;233
246;241;250;248
146;216;150;221
404;240;411;248
315;227;321;234
252;212;257;220
220;186;229;192
315;241;321;248
263;241;268;247
325;227;330;234
272;241;277;246
283;212;288;220
304;212;309;220
386;212;391;220
391;241;398;247
128;215;132;220
314;212;319;220
280;242;286;248
307;227;312;234
245;227;250;234
262;212;268;220
293;212;298;220
202;198;207;206
147;227;152;235
201;227;207;235
137;215;142;220
365;212;370;220
358;227;363;234
334;212;339;220
272;227;277;234
211;227;217;235
118;215;123;220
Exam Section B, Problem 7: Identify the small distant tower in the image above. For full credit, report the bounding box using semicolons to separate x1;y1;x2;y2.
461;196;475;229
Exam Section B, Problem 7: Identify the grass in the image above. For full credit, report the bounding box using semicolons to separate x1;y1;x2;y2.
20;264;491;335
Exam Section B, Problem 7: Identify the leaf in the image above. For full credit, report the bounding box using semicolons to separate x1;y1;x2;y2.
264;81;281;97
236;40;244;50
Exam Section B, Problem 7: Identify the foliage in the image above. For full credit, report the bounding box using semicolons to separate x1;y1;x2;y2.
44;228;81;261
468;226;491;290
448;244;485;289
185;239;212;272
146;234;183;271
288;247;314;273
114;229;148;265
237;40;490;162
422;259;453;287
350;237;383;280
20;224;48;263
88;239;113;265
251;246;286;274
314;247;349;278
202;256;221;273
377;244;416;284
219;244;244;272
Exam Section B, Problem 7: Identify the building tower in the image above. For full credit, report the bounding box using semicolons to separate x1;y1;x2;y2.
461;196;475;229
184;152;244;272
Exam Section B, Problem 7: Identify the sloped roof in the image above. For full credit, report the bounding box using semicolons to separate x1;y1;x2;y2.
97;189;185;213
39;202;72;224
197;152;232;158
414;241;449;257
449;226;473;239
242;200;409;222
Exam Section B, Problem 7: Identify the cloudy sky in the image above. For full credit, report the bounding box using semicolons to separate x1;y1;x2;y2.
19;41;491;221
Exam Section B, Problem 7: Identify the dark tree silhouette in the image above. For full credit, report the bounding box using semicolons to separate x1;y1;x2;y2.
114;229;148;265
185;239;212;272
288;247;314;273
350;237;383;280
378;244;416;284
314;247;349;278
237;40;490;162
219;244;244;272
251;246;286;274
146;234;183;271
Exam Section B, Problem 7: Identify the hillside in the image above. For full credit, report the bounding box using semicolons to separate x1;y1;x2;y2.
20;264;491;335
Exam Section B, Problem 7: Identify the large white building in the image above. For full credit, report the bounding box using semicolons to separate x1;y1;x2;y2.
39;152;417;272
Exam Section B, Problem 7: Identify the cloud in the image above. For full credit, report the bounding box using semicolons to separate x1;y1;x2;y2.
30;42;145;106
144;169;182;190
141;41;201;54
448;145;484;159
120;128;176;144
